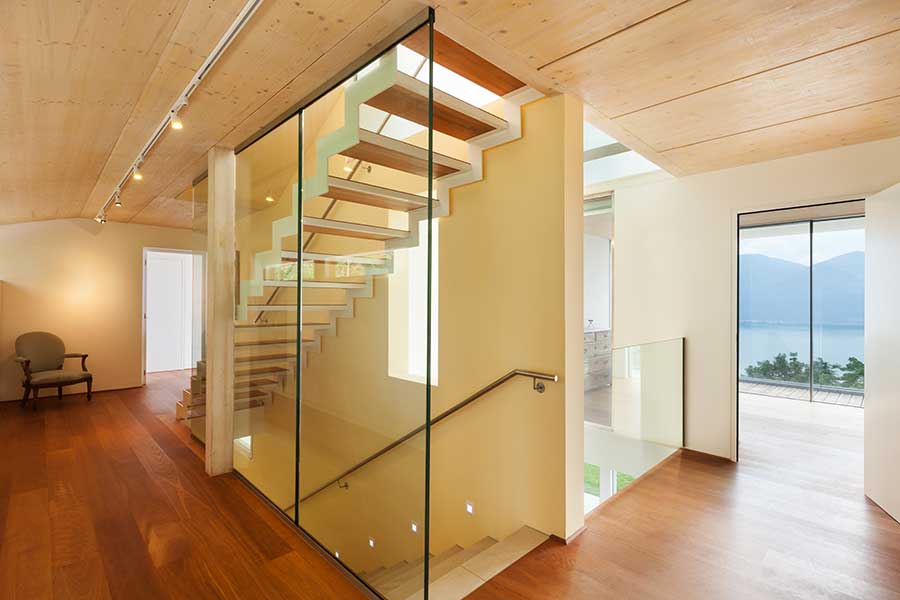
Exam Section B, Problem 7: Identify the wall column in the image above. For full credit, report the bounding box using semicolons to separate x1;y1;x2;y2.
206;146;236;476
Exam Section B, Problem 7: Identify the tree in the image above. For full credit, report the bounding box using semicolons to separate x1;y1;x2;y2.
840;357;864;389
812;357;839;386
744;352;808;383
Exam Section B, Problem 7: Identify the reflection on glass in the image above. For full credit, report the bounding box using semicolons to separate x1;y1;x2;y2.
232;115;299;514
739;223;812;398
813;218;865;400
584;338;683;513
294;25;433;597
183;178;209;442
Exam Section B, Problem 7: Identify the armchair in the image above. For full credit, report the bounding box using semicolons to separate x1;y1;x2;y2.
15;332;92;410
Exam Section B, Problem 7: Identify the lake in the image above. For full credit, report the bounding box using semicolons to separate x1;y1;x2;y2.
738;322;864;372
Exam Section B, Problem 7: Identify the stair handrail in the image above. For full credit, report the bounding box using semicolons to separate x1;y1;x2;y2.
299;369;558;503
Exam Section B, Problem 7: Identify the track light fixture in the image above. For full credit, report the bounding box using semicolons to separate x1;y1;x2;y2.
113;190;123;208
132;158;144;181
93;0;263;224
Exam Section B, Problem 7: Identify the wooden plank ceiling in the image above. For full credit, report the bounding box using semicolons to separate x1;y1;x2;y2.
433;0;900;175
3;0;900;229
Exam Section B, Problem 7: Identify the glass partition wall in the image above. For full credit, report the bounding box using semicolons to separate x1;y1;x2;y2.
232;19;435;597
739;213;865;406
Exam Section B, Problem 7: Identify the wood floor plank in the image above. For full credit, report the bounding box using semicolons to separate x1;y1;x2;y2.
0;373;364;599
470;395;900;600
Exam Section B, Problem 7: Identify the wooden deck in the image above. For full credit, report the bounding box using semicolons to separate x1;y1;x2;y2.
739;380;864;408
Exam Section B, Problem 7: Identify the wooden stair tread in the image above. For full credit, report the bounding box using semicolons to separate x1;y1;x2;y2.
323;176;432;212
234;352;297;364
235;366;289;377
281;250;387;265
303;216;408;241
403;28;525;97
367;72;508;141
342;129;469;178
234;378;279;389
262;279;367;289
234;339;297;348
235;322;299;328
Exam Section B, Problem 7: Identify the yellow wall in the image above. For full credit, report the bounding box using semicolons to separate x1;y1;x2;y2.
294;94;584;571
0;219;194;402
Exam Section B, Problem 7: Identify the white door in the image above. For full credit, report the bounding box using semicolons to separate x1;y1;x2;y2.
146;251;193;373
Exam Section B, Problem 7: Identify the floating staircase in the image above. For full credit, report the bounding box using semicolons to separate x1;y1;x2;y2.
360;526;547;600
234;39;540;378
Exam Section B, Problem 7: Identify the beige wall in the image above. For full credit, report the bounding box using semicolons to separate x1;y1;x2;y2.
864;181;900;523
290;94;585;571
610;135;900;459
0;218;194;402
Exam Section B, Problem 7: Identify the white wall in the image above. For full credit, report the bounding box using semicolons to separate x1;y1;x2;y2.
864;181;900;522
583;233;611;330
0;219;194;401
609;135;900;459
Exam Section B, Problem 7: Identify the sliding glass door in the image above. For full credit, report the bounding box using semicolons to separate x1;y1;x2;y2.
739;222;812;401
739;215;865;405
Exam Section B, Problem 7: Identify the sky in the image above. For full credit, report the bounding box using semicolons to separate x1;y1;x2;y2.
739;219;865;265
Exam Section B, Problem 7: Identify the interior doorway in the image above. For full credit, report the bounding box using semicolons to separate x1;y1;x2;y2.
737;201;865;469
143;249;196;375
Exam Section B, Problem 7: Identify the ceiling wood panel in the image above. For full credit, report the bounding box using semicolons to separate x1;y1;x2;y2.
434;0;683;69
81;0;248;221
541;0;900;118
616;29;900;151
0;0;192;224
100;0;425;225
661;95;900;174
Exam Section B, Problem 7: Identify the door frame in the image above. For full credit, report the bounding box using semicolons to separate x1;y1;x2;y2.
141;247;204;384
731;195;866;461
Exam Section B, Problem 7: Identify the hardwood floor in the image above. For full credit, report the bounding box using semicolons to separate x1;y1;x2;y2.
469;393;900;599
0;371;366;600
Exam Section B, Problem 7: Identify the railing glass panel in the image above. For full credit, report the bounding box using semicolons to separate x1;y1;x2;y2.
232;115;300;516
296;22;434;597
584;338;683;513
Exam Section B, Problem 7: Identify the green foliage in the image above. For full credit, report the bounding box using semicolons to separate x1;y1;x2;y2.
584;463;601;497
743;353;864;390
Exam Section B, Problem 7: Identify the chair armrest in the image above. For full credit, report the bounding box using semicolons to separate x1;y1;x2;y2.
63;353;89;372
14;356;32;379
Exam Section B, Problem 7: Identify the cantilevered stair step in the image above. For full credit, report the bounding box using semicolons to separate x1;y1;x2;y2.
323;176;433;212
403;28;525;97
235;365;289;378
303;216;408;242
281;250;387;265
367;72;508;141
234;339;297;349
234;353;296;365
234;378;280;391
342;129;470;178
262;279;367;290
246;303;345;312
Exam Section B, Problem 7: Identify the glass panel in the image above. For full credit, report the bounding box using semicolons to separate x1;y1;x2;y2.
739;222;812;400
812;217;865;406
296;24;432;598
584;338;683;512
233;115;300;515
183;177;209;439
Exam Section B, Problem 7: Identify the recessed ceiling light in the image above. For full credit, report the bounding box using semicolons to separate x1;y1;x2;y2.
265;196;275;203
465;501;474;515
368;537;375;549
410;521;418;533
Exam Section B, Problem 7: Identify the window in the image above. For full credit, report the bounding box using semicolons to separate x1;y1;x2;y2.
389;219;438;384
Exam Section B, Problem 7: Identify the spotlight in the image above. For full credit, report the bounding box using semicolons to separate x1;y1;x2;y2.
343;158;353;173
170;113;183;130
265;196;275;203
113;190;123;208
132;167;143;181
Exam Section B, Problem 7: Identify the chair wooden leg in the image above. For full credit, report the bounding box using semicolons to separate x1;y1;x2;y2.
86;379;92;402
32;387;38;411
57;385;63;401
21;385;30;409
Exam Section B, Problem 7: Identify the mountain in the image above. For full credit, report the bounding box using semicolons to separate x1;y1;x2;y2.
739;251;863;325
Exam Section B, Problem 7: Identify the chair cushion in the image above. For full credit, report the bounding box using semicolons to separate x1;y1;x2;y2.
29;369;91;385
15;332;65;372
